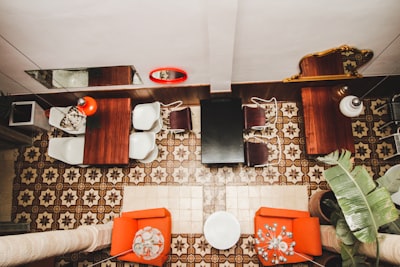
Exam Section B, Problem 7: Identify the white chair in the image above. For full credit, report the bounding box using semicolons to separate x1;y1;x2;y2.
132;102;163;133
49;106;86;135
129;132;158;163
48;136;85;165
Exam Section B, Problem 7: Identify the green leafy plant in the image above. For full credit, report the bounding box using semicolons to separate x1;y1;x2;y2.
324;198;369;266
317;150;399;267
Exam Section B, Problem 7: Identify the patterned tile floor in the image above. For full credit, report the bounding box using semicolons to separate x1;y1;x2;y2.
10;98;400;266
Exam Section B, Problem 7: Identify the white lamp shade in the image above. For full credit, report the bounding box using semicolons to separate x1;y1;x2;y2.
339;95;363;117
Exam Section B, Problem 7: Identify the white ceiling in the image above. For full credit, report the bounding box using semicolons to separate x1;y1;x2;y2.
0;0;399;95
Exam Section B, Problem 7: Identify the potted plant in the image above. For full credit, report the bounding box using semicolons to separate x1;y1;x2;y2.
315;251;342;267
317;150;399;267
309;189;337;225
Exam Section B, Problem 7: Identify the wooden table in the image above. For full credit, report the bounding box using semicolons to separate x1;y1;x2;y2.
83;98;131;165
301;87;355;155
200;97;244;164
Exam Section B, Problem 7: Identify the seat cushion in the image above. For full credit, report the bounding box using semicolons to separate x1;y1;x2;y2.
244;142;268;167
117;215;171;266
254;216;308;265
112;208;172;267
132;226;165;260
137;216;171;248
169;107;192;131
254;207;320;266
132;102;160;131
243;106;266;129
129;132;155;160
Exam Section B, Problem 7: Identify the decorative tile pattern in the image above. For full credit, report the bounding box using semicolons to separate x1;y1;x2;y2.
11;99;400;266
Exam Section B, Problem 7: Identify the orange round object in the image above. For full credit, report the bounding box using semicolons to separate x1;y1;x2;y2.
77;96;97;116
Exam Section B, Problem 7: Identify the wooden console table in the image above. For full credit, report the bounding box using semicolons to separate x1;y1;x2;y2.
290;45;361;155
83;98;131;165
301;87;355;155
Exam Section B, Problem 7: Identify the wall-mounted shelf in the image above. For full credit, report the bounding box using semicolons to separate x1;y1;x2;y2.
25;65;142;89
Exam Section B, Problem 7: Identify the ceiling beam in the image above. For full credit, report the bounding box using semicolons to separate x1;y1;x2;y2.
207;0;238;93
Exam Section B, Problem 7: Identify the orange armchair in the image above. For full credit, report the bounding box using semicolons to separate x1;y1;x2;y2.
254;207;322;266
110;208;171;267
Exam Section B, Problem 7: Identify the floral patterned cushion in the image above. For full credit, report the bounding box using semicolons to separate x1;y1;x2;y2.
133;226;164;260
60;106;85;130
255;223;296;265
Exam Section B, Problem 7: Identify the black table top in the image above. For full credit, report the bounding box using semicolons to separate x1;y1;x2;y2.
200;97;244;164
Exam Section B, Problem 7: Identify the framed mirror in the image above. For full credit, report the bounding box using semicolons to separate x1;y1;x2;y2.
149;67;187;84
26;65;142;89
283;45;373;82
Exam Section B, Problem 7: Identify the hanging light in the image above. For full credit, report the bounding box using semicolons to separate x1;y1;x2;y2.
339;75;391;117
77;96;97;116
339;94;364;117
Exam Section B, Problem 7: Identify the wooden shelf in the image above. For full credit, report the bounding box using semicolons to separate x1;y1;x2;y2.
88;66;133;86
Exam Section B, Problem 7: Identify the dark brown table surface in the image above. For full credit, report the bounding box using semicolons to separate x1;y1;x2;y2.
200;97;244;164
83;98;131;165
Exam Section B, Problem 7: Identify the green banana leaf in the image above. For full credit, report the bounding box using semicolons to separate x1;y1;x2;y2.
376;164;400;234
324;198;368;266
317;150;399;243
